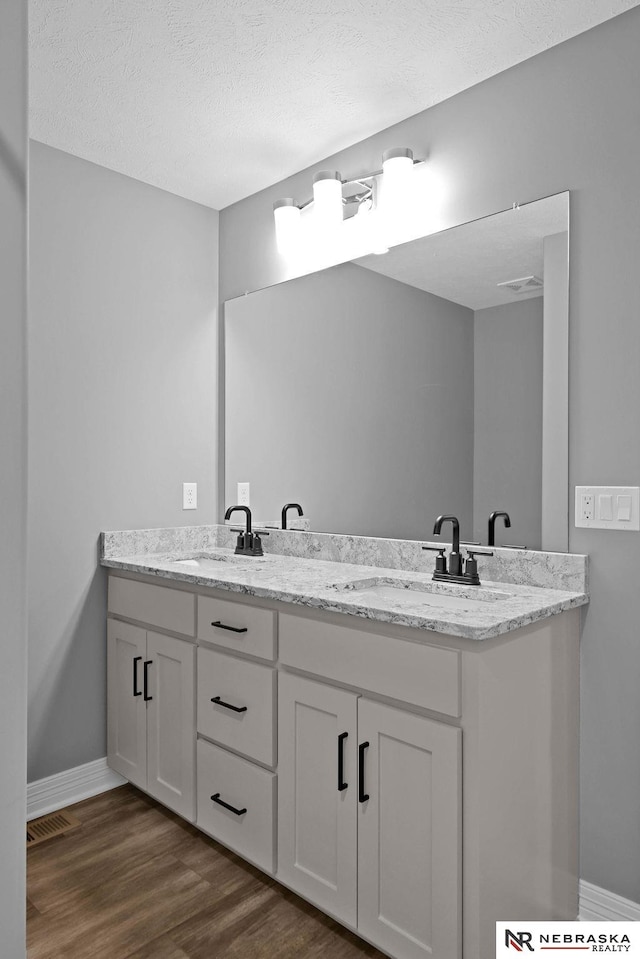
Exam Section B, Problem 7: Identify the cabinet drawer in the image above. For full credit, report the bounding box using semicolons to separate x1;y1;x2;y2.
197;648;275;766
279;613;460;718
197;595;276;661
197;739;275;874
108;576;195;636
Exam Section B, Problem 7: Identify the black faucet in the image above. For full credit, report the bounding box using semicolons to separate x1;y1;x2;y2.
432;514;462;575
488;510;511;547
424;513;493;585
282;503;304;530
224;505;266;556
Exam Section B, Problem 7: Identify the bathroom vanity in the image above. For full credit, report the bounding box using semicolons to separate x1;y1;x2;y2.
103;526;587;959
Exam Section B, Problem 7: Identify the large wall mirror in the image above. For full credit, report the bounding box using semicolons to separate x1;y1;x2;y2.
225;192;569;550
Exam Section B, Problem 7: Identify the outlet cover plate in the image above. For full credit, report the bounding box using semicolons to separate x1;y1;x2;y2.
575;486;639;530
237;482;250;507
182;482;197;510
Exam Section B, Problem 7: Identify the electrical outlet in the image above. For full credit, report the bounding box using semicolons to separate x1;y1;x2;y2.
182;482;197;510
581;493;594;521
237;482;250;506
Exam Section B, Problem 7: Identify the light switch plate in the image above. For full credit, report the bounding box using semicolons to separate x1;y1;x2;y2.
574;486;639;530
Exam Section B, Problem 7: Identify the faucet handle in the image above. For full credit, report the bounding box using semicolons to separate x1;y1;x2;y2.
422;545;447;574
464;548;493;583
250;532;264;556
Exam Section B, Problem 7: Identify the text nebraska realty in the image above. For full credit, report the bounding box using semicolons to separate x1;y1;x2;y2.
544;933;630;952
507;929;633;952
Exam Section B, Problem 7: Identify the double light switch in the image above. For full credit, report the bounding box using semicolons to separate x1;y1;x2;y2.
575;486;639;530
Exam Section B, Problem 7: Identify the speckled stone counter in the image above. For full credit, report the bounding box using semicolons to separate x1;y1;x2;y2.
101;525;588;641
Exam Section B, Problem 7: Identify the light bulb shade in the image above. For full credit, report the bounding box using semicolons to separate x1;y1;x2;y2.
273;198;301;254
381;147;414;188
378;147;415;245
312;170;343;228
382;146;413;163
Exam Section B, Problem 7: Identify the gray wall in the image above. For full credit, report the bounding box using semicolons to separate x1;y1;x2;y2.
28;142;219;781
473;298;543;548
226;263;474;540
0;0;27;953
219;7;640;903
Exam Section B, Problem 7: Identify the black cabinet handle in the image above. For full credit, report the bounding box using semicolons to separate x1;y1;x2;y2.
211;621;248;634
211;696;248;713
211;793;247;816
143;660;153;701
133;656;142;697
358;741;370;803
338;732;348;791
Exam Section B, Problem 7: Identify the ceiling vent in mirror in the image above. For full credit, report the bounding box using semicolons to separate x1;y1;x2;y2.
497;275;544;294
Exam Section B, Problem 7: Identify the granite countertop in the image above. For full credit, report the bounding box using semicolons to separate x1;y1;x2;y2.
101;545;588;641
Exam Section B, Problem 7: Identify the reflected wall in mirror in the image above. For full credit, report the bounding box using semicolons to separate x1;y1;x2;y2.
225;193;568;550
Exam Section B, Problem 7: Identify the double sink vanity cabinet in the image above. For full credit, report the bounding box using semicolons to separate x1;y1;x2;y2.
105;565;581;959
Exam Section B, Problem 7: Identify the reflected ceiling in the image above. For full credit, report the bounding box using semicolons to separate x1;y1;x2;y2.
355;194;567;309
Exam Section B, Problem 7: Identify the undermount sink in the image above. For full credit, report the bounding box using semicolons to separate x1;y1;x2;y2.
332;577;510;611
169;552;264;568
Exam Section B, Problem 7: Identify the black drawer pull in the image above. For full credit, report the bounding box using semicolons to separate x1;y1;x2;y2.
143;660;153;701
211;793;247;816
338;732;348;791
133;656;142;697
358;741;370;803
211;621;248;634
211;696;248;713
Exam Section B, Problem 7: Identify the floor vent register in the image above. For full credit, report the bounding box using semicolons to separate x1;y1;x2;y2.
27;810;81;847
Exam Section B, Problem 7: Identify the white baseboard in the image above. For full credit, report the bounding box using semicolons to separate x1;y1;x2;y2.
579;879;640;921
27;757;126;821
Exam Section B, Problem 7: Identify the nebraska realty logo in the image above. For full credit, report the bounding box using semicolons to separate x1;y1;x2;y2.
496;922;639;955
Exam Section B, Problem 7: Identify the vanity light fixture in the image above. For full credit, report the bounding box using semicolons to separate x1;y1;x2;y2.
272;146;422;256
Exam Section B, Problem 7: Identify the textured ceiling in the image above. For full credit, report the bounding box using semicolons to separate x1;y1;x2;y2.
30;0;640;209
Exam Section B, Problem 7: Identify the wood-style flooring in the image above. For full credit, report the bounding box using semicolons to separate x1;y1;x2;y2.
27;784;385;959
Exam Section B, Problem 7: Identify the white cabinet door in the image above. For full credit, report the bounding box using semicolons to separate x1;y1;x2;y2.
278;672;358;925
358;699;462;959
146;631;196;821
107;619;147;789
